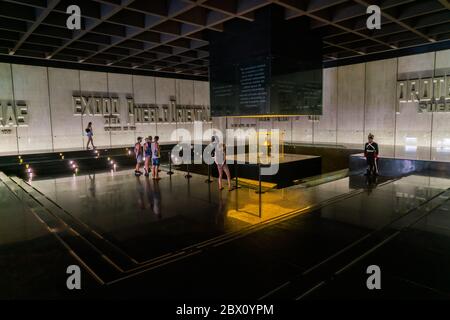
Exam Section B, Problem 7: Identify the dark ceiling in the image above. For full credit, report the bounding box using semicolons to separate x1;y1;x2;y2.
0;0;449;80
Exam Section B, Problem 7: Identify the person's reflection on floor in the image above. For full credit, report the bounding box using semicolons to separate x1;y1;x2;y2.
365;174;379;195
145;177;162;219
88;174;96;198
135;177;145;210
214;189;226;229
153;180;162;220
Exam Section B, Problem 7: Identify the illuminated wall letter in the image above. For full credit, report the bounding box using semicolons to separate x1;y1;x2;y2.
433;77;445;100
94;97;102;116
419;78;432;101
73;96;83;115
408;80;419;102
0;101;4;127
135;107;142;123
15;101;28;126
81;96;94;116
102;97;111;115
126;98;135;125
5;103;17;127
446;76;450;100
111;97;120;116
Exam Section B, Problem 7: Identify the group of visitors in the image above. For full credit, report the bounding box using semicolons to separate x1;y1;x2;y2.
134;136;161;178
86;122;380;184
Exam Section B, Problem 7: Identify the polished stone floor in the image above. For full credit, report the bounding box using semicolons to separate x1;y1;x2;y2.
1;165;450;299
0;181;96;299
25;169;370;263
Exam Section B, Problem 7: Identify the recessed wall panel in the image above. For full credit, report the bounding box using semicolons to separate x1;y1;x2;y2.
48;68;83;150
336;63;365;147
0;63;18;154
272;118;292;144
80;70;110;148
156;77;177;142
194;81;210;106
132;75;156;145
431;111;450;161
13;65;52;153
395;102;432;159
108;73;135;147
176;79;194;105
364;59;396;152
314;68;337;145
292;117;313;143
398;52;434;77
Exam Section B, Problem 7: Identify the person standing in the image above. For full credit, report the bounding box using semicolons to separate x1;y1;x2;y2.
134;137;143;176
364;133;379;176
214;142;232;191
85;122;95;150
143;136;153;177
151;136;161;180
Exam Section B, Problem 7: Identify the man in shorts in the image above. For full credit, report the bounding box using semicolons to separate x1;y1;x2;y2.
151;136;161;180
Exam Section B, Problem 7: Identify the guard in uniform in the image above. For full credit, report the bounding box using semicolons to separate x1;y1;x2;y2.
364;133;379;176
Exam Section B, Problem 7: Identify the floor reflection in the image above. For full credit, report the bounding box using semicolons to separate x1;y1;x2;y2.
145;178;162;220
28;168;450;263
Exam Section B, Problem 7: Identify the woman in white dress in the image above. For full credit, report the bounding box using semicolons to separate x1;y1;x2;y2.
214;142;232;191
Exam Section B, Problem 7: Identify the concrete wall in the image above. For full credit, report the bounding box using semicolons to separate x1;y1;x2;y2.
0;63;210;155
1;49;450;161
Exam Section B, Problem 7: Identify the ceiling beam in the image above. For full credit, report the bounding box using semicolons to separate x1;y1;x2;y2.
97;0;202;66
285;0;348;20
352;0;435;42
9;0;61;55
47;0;136;60
275;0;392;50
437;0;450;10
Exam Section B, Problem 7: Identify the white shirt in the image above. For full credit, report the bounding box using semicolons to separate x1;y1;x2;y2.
214;143;225;165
